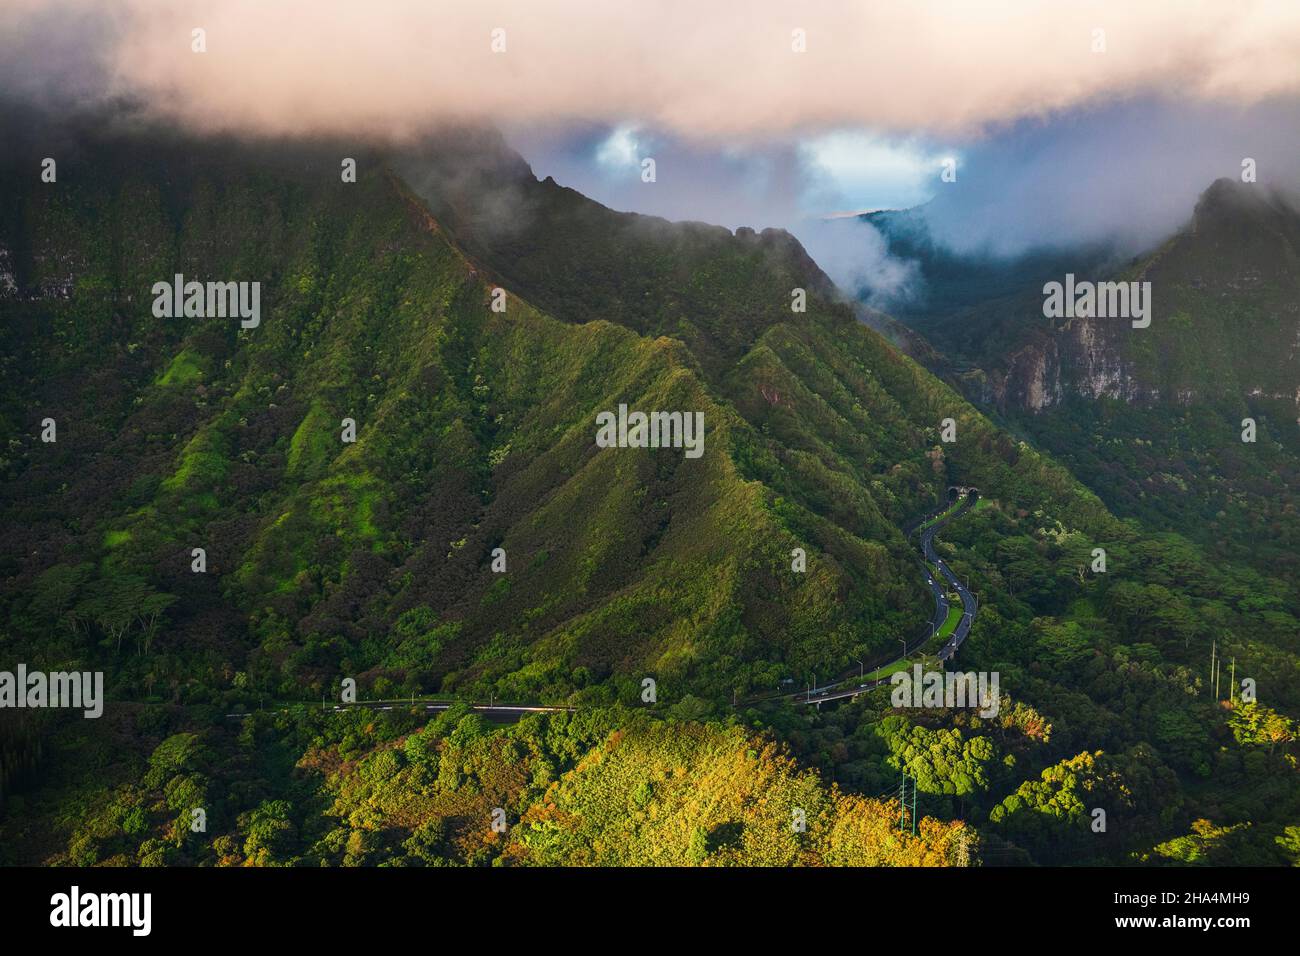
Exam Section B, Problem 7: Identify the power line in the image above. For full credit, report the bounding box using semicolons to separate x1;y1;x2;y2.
899;771;918;836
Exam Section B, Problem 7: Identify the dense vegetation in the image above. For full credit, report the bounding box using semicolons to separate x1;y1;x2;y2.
1020;396;1300;591
0;703;969;867
822;176;1300;865
1;120;1296;866
772;497;1299;865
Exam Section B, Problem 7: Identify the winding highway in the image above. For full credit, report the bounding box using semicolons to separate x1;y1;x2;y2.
922;497;979;664
791;490;980;706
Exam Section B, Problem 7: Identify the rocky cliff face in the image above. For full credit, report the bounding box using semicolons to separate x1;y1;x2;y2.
983;313;1151;412
957;179;1300;414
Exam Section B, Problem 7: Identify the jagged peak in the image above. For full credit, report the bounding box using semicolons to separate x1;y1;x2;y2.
1193;176;1297;229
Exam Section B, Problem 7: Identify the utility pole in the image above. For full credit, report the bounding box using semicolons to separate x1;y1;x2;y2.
899;772;918;836
1209;639;1216;698
1230;658;1236;704
955;830;970;868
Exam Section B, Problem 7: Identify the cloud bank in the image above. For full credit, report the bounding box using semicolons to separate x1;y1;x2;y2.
6;0;1299;311
4;0;1300;141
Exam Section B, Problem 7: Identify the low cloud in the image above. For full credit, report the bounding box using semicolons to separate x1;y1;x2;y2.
908;97;1300;259
801;219;926;310
3;0;1300;141
6;0;1298;311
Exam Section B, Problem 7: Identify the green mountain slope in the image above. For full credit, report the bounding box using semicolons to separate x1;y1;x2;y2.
0;124;1116;711
2;123;1296;868
856;179;1300;413
1007;181;1300;587
859;179;1300;588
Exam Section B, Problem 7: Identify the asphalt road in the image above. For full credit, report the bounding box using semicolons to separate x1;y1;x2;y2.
921;502;979;663
790;492;979;706
224;699;576;719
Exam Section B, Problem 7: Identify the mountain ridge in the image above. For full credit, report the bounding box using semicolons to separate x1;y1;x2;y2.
2;121;1298;869
0;120;1117;716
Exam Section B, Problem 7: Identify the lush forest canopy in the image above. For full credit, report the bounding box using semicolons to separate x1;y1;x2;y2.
1;119;1296;867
